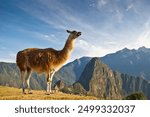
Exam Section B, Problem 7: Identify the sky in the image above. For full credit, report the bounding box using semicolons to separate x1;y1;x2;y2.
0;0;150;63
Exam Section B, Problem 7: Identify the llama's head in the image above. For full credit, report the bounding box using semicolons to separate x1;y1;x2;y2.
66;30;81;39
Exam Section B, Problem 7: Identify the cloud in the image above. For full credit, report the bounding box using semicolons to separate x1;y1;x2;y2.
126;4;134;11
0;51;16;63
126;3;139;14
18;0;113;44
126;18;150;49
137;18;150;47
9;52;16;58
18;28;60;45
0;58;15;63
0;46;7;50
75;39;110;57
19;0;97;33
96;0;124;23
43;34;49;38
115;9;123;22
36;33;58;43
136;29;150;47
97;0;108;7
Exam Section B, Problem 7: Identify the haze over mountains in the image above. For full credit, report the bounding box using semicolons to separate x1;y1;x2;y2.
0;47;150;99
101;46;150;80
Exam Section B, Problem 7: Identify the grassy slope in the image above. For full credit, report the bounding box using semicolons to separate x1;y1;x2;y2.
0;86;98;100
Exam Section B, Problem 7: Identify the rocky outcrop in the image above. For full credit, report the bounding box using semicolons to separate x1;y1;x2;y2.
121;74;150;99
53;80;65;91
78;57;122;99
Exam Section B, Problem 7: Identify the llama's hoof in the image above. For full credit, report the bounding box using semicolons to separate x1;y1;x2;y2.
23;92;26;95
50;92;54;94
28;92;33;94
45;93;50;95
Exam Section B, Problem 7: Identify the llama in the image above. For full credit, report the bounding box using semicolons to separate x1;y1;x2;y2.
16;30;81;94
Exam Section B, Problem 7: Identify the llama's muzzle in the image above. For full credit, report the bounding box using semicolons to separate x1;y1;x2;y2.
77;32;81;36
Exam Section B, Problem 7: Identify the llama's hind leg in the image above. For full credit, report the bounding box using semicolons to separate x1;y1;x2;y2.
26;68;32;94
21;71;26;94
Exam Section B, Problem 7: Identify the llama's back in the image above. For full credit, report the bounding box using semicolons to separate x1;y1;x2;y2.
16;48;39;71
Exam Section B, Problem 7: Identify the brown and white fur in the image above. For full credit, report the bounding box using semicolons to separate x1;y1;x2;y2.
16;30;81;94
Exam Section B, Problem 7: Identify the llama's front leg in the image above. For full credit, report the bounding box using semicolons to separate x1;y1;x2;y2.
46;70;55;94
47;82;50;94
46;80;52;95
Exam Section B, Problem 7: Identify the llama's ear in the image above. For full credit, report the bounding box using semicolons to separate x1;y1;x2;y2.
66;30;72;33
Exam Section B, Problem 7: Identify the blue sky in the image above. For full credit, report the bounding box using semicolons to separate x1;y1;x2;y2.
0;0;150;63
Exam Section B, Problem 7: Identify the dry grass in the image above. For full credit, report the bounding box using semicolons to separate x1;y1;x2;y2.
0;86;98;100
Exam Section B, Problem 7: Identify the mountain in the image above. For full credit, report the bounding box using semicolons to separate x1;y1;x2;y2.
0;62;46;90
101;46;150;80
73;58;150;99
54;57;92;85
0;62;20;87
77;57;122;99
121;73;150;99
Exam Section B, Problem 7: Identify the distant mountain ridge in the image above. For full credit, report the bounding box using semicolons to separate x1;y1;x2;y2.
101;46;150;80
0;62;46;90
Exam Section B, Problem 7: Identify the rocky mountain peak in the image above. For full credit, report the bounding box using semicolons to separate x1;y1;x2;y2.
78;58;122;99
121;47;130;52
138;46;150;53
138;46;146;50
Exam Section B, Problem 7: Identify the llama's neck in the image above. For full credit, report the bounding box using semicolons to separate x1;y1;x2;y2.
60;38;75;59
51;37;75;71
